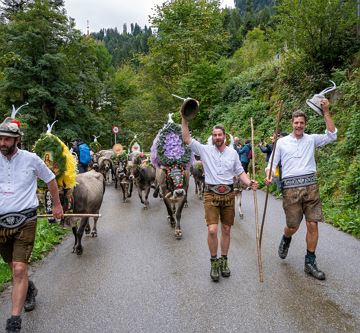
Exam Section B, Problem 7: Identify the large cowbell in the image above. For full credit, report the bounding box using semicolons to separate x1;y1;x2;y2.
306;81;336;116
172;94;199;121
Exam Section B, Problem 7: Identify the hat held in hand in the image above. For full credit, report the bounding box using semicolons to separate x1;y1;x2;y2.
306;81;336;116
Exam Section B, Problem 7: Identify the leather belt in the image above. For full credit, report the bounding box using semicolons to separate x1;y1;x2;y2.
282;173;317;189
204;184;234;195
0;208;37;229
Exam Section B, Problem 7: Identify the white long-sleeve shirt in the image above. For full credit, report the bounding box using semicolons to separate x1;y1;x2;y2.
266;129;337;178
0;149;55;214
188;138;244;185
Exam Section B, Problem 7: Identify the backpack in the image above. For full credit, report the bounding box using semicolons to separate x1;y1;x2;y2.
247;148;252;160
78;143;91;165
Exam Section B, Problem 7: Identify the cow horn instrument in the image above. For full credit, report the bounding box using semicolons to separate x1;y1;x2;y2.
250;117;264;283
172;94;199;121
306;80;336;116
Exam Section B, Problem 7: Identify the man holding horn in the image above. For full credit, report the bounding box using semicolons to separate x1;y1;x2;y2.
265;98;337;280
182;116;258;282
0;114;63;332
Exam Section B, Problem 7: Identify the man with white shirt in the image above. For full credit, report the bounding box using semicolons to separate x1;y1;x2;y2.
265;99;337;280
182;120;258;282
0;116;63;332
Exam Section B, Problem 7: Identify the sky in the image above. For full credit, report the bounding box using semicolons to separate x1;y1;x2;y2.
64;0;235;33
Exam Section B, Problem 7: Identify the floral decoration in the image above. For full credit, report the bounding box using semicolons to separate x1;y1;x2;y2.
151;122;192;168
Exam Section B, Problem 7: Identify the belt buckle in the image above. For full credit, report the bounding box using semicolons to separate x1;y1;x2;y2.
0;213;27;229
213;185;231;195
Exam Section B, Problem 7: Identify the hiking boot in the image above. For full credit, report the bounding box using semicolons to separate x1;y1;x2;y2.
219;257;231;277
210;259;220;282
278;236;291;259
6;317;21;332
304;257;326;280
24;280;38;312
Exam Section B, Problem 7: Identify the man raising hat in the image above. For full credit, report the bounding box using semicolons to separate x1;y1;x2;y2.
265;99;337;280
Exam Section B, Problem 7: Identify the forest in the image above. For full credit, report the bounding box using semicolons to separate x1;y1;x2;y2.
0;0;359;237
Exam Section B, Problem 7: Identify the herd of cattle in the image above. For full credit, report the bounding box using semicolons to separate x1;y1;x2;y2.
58;148;246;255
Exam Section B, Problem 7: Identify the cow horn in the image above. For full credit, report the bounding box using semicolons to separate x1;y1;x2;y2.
172;94;199;121
10;102;29;119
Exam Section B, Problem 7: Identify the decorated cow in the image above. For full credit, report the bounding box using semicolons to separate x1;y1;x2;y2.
34;123;104;255
151;114;192;239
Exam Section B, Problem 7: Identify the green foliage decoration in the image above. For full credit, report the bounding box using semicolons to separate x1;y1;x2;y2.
33;133;66;187
90;141;102;153
111;151;128;163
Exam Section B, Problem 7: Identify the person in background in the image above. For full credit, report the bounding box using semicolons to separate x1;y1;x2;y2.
259;134;276;162
72;139;89;173
238;139;252;173
0;116;63;332
233;136;241;153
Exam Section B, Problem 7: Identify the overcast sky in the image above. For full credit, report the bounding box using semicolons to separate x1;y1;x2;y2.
64;0;235;33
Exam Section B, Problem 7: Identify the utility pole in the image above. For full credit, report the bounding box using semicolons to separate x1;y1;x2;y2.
87;20;90;37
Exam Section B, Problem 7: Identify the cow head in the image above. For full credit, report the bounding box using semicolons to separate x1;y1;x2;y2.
127;154;145;181
165;166;187;199
103;159;112;171
116;160;127;179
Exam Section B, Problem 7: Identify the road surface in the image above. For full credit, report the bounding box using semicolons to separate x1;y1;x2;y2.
1;181;359;332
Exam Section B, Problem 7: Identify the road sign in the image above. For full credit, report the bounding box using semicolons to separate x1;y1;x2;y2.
112;126;119;135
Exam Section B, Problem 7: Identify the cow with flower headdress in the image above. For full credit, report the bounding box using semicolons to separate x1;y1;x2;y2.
151;114;193;239
34;122;104;255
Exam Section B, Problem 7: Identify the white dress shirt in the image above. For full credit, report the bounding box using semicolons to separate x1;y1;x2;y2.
267;129;337;178
0;149;55;214
188;138;244;185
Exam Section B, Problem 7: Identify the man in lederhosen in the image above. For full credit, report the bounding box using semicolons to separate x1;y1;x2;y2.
0;117;63;332
182;120;258;282
265;99;337;280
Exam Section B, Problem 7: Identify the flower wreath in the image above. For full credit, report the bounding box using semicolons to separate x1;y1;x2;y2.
151;122;192;169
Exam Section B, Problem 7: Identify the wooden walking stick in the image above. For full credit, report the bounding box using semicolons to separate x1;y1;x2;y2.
38;214;102;218
250;117;264;282
259;102;283;248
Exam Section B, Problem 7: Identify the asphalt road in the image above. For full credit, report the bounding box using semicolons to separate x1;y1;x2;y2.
1;181;359;333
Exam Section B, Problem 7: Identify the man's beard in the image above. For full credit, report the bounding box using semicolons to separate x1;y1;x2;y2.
213;138;224;147
0;141;17;156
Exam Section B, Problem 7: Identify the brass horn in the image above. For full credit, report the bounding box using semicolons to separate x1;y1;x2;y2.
172;94;199;121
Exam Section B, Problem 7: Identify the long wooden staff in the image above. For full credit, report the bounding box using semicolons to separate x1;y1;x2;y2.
259;103;282;248
250;117;264;282
38;214;102;218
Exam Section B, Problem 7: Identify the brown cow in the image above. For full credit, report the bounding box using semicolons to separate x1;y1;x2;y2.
69;170;105;255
